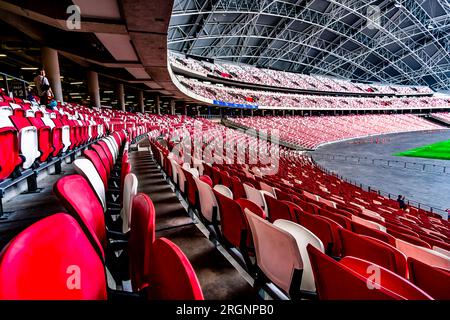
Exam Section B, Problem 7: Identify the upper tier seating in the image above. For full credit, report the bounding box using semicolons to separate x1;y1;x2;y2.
170;53;434;96
177;77;447;110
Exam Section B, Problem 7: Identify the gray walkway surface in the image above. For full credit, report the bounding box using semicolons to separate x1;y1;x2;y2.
312;130;450;212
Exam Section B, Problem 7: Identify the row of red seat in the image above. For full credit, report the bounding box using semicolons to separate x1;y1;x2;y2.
148;116;449;300
0;100;152;182
229;114;445;149
0;130;204;300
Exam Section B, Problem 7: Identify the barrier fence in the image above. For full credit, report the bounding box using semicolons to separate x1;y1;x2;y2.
311;152;450;175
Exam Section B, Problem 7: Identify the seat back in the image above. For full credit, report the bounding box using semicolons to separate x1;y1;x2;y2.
122;173;138;233
194;175;217;222
352;221;396;246
174;162;186;192
244;209;303;297
339;256;432;300
98;140;114;168
128;193;156;291
231;176;246;200
307;245;400;300
263;194;294;223
0;126;21;181
297;212;336;256
213;184;233;199
274;219;324;292
214;190;246;248
340;228;407;277
53;174;106;258
83;149;108;188
0;214;107;300
243;183;265;211
395;239;450;270
146;238;204;300
319;209;353;230
352;215;386;232
408;257;450;300
91;144;111;177
73;158;106;210
182;167;198;207
236;198;266;219
388;229;432;248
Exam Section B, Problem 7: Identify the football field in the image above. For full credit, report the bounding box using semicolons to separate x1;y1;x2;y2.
394;139;450;160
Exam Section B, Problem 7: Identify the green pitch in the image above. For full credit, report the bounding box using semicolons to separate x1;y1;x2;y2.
394;139;450;160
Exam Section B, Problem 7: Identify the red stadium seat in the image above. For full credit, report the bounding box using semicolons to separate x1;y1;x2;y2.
297;211;340;256
146;238;204;300
244;209;303;299
352;221;396;246
264;194;297;223
408;257;450;300
0;214;107;300
128;193;156;292
83;149;108;189
27;116;53;162
339;228;407;277
53;174;106;258
0;125;22;181
307;244;432;300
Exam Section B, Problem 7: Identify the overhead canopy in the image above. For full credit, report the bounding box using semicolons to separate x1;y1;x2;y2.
169;0;450;91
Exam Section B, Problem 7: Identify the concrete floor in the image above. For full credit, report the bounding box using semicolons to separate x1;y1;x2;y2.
130;144;256;300
312;129;450;214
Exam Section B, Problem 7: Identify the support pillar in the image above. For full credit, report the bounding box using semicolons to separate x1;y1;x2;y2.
41;47;63;102
138;91;144;113
87;71;100;108
117;83;125;111
155;95;161;115
183;102;187;115
251;108;254;116
170;99;175;115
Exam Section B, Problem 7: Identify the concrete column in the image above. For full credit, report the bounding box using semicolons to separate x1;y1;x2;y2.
272;109;275;116
41;47;63;102
197;106;200;116
219;107;223;118
117;83;125;111
155;95;161;115
251;108;254;116
282;109;286;116
87;71;100;108
138;91;144;113
183;102;187;115
240;108;243;117
170;99;175;115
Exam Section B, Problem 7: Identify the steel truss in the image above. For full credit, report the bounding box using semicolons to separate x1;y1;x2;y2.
169;0;450;90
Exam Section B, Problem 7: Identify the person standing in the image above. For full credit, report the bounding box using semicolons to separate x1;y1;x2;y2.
397;195;407;210
34;68;53;107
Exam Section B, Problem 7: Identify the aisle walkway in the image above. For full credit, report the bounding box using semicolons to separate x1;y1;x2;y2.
129;140;256;300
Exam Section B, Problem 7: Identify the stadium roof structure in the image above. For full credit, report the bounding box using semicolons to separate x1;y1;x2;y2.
168;0;450;91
